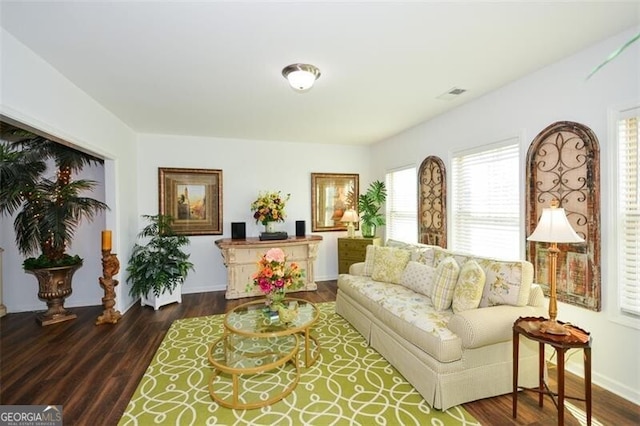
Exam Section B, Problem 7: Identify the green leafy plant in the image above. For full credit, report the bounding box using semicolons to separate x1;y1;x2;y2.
0;126;108;269
126;214;194;298
358;180;387;237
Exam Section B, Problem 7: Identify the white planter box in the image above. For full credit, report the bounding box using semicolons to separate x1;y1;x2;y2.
141;284;182;310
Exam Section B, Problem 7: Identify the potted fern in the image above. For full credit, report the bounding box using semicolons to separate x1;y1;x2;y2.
126;214;194;310
358;180;387;238
0;127;108;325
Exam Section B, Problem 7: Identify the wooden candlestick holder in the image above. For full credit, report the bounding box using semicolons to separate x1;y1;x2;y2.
96;249;122;325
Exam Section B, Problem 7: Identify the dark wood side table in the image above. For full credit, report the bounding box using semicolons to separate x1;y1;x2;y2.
513;316;592;426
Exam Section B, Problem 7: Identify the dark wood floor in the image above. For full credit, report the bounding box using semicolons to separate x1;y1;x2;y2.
1;280;638;425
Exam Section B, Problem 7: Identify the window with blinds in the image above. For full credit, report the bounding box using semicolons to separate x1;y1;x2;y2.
451;140;520;259
385;166;417;243
617;108;640;317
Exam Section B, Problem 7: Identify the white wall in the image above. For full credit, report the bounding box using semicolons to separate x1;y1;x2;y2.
136;133;371;294
0;28;139;313
371;28;640;404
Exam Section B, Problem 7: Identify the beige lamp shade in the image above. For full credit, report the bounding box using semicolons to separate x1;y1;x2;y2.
340;209;359;223
527;206;584;244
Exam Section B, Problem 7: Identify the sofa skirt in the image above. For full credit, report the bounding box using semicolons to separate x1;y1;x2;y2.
335;288;541;410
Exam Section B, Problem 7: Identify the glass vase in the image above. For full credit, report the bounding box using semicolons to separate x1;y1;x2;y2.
361;222;376;238
266;288;286;311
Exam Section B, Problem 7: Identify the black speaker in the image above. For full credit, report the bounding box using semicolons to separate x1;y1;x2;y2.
295;220;306;237
231;222;246;239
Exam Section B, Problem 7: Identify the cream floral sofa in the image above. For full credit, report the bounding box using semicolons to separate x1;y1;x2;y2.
335;240;547;410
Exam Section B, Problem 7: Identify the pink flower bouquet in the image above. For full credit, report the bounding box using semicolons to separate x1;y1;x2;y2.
248;248;305;308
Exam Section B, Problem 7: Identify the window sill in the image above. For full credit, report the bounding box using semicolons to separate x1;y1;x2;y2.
609;312;640;331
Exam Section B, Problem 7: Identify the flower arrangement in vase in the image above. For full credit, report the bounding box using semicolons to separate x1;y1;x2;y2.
247;248;305;314
251;191;290;232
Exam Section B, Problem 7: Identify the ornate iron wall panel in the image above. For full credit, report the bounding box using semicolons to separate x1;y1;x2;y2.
418;156;447;247
526;121;601;311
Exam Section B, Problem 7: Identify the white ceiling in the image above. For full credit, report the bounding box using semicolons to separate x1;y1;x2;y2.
1;1;639;145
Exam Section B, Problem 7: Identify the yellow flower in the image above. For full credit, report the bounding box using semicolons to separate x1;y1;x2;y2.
251;191;290;225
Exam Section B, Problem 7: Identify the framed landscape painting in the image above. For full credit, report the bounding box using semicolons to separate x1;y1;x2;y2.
158;167;223;235
311;173;359;232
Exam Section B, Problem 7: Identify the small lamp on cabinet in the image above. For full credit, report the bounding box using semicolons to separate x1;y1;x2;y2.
340;209;358;238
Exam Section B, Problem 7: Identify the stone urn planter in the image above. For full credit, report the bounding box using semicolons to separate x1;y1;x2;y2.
26;263;82;326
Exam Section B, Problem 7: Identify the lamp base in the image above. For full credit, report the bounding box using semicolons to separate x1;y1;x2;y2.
539;318;570;335
347;223;355;238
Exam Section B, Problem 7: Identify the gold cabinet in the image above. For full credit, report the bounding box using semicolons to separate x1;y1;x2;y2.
337;237;381;274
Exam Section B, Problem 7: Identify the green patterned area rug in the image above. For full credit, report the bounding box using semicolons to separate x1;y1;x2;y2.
119;302;480;425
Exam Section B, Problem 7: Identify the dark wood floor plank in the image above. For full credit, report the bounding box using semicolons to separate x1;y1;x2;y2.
1;280;638;425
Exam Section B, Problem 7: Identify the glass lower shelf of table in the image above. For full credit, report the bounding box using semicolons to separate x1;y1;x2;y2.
208;333;300;409
224;298;321;368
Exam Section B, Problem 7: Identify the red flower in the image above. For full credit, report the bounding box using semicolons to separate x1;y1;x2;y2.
246;247;306;297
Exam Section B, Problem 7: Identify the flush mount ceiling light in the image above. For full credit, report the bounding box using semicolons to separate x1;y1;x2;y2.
282;63;321;92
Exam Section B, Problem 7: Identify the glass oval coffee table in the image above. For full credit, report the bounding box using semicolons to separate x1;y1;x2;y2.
208;298;320;409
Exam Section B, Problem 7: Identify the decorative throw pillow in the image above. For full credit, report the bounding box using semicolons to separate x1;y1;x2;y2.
363;245;378;276
387;240;439;266
400;261;436;296
431;257;461;311
409;247;435;267
477;259;533;307
371;246;411;284
385;239;412;249
432;247;452;266
452;260;486;314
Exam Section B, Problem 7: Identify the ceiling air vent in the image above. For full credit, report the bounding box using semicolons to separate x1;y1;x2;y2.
437;87;467;101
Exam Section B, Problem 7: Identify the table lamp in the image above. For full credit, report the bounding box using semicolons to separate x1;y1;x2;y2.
340;209;358;238
527;199;584;335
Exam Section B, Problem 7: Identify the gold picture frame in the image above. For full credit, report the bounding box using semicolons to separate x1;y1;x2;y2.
158;167;223;236
311;173;359;232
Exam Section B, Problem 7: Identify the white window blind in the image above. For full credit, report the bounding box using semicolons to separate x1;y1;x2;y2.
385;167;417;243
451;140;520;259
618;109;640;317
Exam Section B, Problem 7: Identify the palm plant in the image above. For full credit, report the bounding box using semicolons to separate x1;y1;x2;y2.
0;127;108;268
